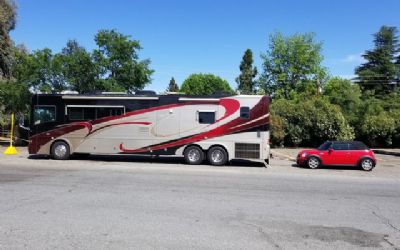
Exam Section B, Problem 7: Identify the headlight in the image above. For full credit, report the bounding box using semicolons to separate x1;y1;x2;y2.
301;152;308;158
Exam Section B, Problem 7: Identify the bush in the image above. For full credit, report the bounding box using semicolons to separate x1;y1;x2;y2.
271;97;354;147
356;94;400;147
360;112;396;147
270;115;285;147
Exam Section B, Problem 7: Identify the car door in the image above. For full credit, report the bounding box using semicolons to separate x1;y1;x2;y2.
326;142;349;165
347;142;363;165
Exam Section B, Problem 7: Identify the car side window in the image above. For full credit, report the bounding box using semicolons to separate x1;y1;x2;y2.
332;143;348;150
348;143;357;150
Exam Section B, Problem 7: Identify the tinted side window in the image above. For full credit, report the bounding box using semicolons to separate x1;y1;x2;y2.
318;141;332;150
332;143;348;150
349;142;369;150
96;108;124;119
68;107;124;121
198;112;215;124
68;107;95;120
68;107;84;120
240;107;250;119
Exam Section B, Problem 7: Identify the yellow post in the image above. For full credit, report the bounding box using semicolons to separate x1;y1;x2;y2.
4;113;18;155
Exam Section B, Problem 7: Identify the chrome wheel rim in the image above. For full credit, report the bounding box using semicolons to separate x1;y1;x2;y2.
211;149;224;163
362;159;373;170
188;149;200;163
308;158;319;169
54;144;67;158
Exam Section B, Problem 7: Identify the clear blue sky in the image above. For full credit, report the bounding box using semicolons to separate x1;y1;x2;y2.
10;0;400;92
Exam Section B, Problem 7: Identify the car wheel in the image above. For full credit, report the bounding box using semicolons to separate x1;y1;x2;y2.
51;141;70;160
360;158;374;171
184;146;204;165
307;156;320;169
208;146;228;166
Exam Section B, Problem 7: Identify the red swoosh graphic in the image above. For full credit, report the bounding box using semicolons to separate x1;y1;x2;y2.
88;122;151;135
119;96;269;153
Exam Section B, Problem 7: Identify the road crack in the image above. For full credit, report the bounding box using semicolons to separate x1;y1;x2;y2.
372;211;400;233
241;221;281;249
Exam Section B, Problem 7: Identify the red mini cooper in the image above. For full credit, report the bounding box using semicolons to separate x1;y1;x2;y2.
297;141;377;171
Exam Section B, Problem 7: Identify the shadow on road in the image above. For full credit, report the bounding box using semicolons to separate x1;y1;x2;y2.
291;163;361;171
28;154;265;168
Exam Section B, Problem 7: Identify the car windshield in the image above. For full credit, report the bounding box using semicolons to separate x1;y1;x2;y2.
318;141;332;150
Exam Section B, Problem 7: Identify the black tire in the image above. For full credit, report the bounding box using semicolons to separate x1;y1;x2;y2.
307;156;320;169
360;158;375;171
51;141;70;160
207;146;228;166
184;146;205;165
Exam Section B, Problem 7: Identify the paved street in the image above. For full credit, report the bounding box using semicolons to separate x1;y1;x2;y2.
0;147;400;249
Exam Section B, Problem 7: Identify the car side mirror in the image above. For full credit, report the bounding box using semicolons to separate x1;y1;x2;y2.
328;148;333;153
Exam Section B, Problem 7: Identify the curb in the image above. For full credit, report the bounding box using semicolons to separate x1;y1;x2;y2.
271;150;296;162
373;150;400;157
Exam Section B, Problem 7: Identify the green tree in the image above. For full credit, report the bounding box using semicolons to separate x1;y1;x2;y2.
236;49;257;94
166;77;179;92
11;44;35;85
396;52;400;86
323;77;361;125
355;26;399;95
93;29;154;92
0;0;16;78
180;73;233;95
0;79;30;114
60;40;98;93
27;48;67;93
259;32;327;99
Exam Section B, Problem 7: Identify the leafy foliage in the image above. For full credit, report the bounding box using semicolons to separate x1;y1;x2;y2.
60;40;98;93
236;49;257;94
360;111;396;147
355;26;399;95
180;73;233;95
271;98;354;147
356;94;400;147
166;77;179;92
28;48;67;93
0;79;30;115
323;77;361;125
93;29;154;93
0;0;16;78
270;115;285;147
259;32;327;99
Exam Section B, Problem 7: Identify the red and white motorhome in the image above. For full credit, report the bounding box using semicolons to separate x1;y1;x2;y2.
28;92;270;165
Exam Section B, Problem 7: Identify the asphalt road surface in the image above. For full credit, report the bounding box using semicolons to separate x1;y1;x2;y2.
0;149;399;249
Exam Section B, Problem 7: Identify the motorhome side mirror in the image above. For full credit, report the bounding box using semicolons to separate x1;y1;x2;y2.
18;115;30;131
18;116;24;126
